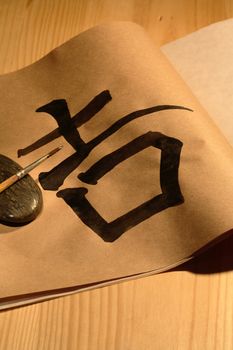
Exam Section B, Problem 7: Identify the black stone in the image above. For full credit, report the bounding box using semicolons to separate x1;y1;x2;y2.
0;154;43;225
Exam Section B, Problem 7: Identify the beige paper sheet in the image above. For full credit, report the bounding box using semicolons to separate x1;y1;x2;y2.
0;22;233;309
162;18;233;146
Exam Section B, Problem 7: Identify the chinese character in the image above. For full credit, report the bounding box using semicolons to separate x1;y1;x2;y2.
18;90;192;241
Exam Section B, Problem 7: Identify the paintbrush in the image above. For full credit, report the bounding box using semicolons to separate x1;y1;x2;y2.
0;146;63;194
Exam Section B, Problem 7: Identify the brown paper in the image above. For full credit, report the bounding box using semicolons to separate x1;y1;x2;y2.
0;22;233;308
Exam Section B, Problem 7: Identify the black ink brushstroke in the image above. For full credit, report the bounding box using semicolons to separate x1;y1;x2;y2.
39;151;89;190
17;90;112;157
57;132;184;242
78;131;179;185
37;100;86;150
87;104;192;150
38;101;192;190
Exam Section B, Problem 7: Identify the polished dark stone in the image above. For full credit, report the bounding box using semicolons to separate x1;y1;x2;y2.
0;154;43;225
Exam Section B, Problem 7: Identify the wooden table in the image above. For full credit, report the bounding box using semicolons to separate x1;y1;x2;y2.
0;1;232;349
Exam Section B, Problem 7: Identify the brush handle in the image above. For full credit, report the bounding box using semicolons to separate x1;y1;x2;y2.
0;174;19;193
0;146;62;194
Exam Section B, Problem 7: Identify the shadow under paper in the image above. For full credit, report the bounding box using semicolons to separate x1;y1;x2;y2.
174;229;233;274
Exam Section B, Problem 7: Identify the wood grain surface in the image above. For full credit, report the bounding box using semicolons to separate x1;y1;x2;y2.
0;1;233;349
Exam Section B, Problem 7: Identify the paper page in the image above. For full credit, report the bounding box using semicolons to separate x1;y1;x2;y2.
0;22;232;307
162;18;233;147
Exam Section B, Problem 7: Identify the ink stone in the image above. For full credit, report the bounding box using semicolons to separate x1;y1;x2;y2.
0;155;43;225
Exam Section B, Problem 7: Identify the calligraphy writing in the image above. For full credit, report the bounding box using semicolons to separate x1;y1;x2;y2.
18;90;192;241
